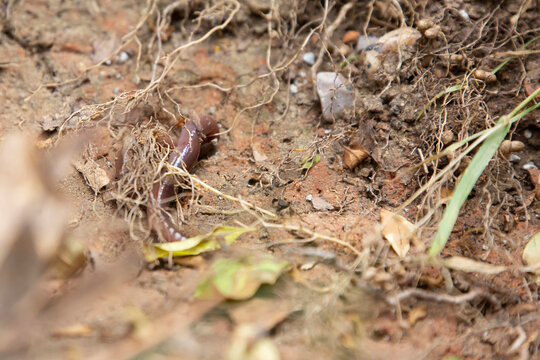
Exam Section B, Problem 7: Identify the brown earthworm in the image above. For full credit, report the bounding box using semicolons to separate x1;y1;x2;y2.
147;115;219;242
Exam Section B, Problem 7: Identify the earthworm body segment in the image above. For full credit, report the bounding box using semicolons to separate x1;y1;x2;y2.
148;115;219;242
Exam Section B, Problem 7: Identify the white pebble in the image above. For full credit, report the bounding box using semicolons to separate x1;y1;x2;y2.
118;51;129;63
105;59;112;66
524;129;532;139
482;244;488;250
523;162;538;170
302;52;316;66
324;129;330;135
209;106;216;115
113;87;119;94
316;72;355;121
305;194;313;202
509;154;521;163
299;71;307;78
289;84;298;94
459;9;470;21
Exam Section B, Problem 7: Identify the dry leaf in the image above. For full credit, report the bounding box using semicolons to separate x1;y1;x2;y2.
252;144;268;162
380;209;414;258
408;305;427;325
229;298;294;331
311;196;335;211
74;159;110;193
522;232;540;283
343;144;369;170
442;256;507;274
528;169;540;200
52;324;93;338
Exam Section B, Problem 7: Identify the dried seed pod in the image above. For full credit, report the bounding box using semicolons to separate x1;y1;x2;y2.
424;25;441;39
344;143;370;170
342;30;360;44
417;19;434;32
474;69;497;83
500;140;525;158
441;129;455;145
449;54;464;63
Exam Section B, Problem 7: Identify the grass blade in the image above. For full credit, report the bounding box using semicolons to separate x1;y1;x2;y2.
429;87;540;256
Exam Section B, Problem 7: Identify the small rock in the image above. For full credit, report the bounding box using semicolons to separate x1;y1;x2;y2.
117;51;129;63
305;194;313;202
299;71;307;78
342;30;360;44
524;129;532;139
359;27;421;85
302;52;316;66
458;9;470;21
509;154;521;163
316;72;355;122
289;84;298;94
441;130;455;145
113;87;119;94
523;163;538;170
356;35;378;51
276;199;289;211
311;196;334;211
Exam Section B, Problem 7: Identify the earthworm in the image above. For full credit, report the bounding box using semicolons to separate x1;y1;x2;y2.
147;115;219;242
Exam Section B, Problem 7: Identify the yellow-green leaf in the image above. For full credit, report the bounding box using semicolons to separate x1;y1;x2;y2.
144;226;255;262
523;232;540;284
195;256;290;300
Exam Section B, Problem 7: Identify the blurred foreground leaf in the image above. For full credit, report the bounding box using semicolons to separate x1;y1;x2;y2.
195;255;290;300
522;232;540;284
145;226;255;261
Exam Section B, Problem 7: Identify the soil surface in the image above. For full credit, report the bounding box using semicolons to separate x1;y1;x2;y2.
0;1;539;359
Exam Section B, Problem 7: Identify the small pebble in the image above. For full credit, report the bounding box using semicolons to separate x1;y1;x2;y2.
324;129;330;135
289;84;298;94
115;73;122;79
482;244;488;250
524;129;532;139
113;87;119;94
305;194;313;202
509;154;521;163
117;51;129;63
105;59;112;66
459;9;470;21
523;162;538;170
302;52;316;66
299;71;307;78
208;106;216;115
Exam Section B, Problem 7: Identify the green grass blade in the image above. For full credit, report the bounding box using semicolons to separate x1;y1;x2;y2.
429;87;540;256
492;34;540;75
428;118;510;256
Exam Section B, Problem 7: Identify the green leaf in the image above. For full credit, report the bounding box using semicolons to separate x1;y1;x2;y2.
144;226;255;261
302;153;320;169
195;256;290;300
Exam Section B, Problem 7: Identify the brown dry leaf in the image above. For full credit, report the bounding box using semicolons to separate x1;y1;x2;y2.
311;196;335;211
343;144;369;170
442;256;507;274
528;169;540;200
408;305;427;325
52;324;93;338
380;209;414;258
251;143;268;162
74;159;110;193
229;298;294;331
